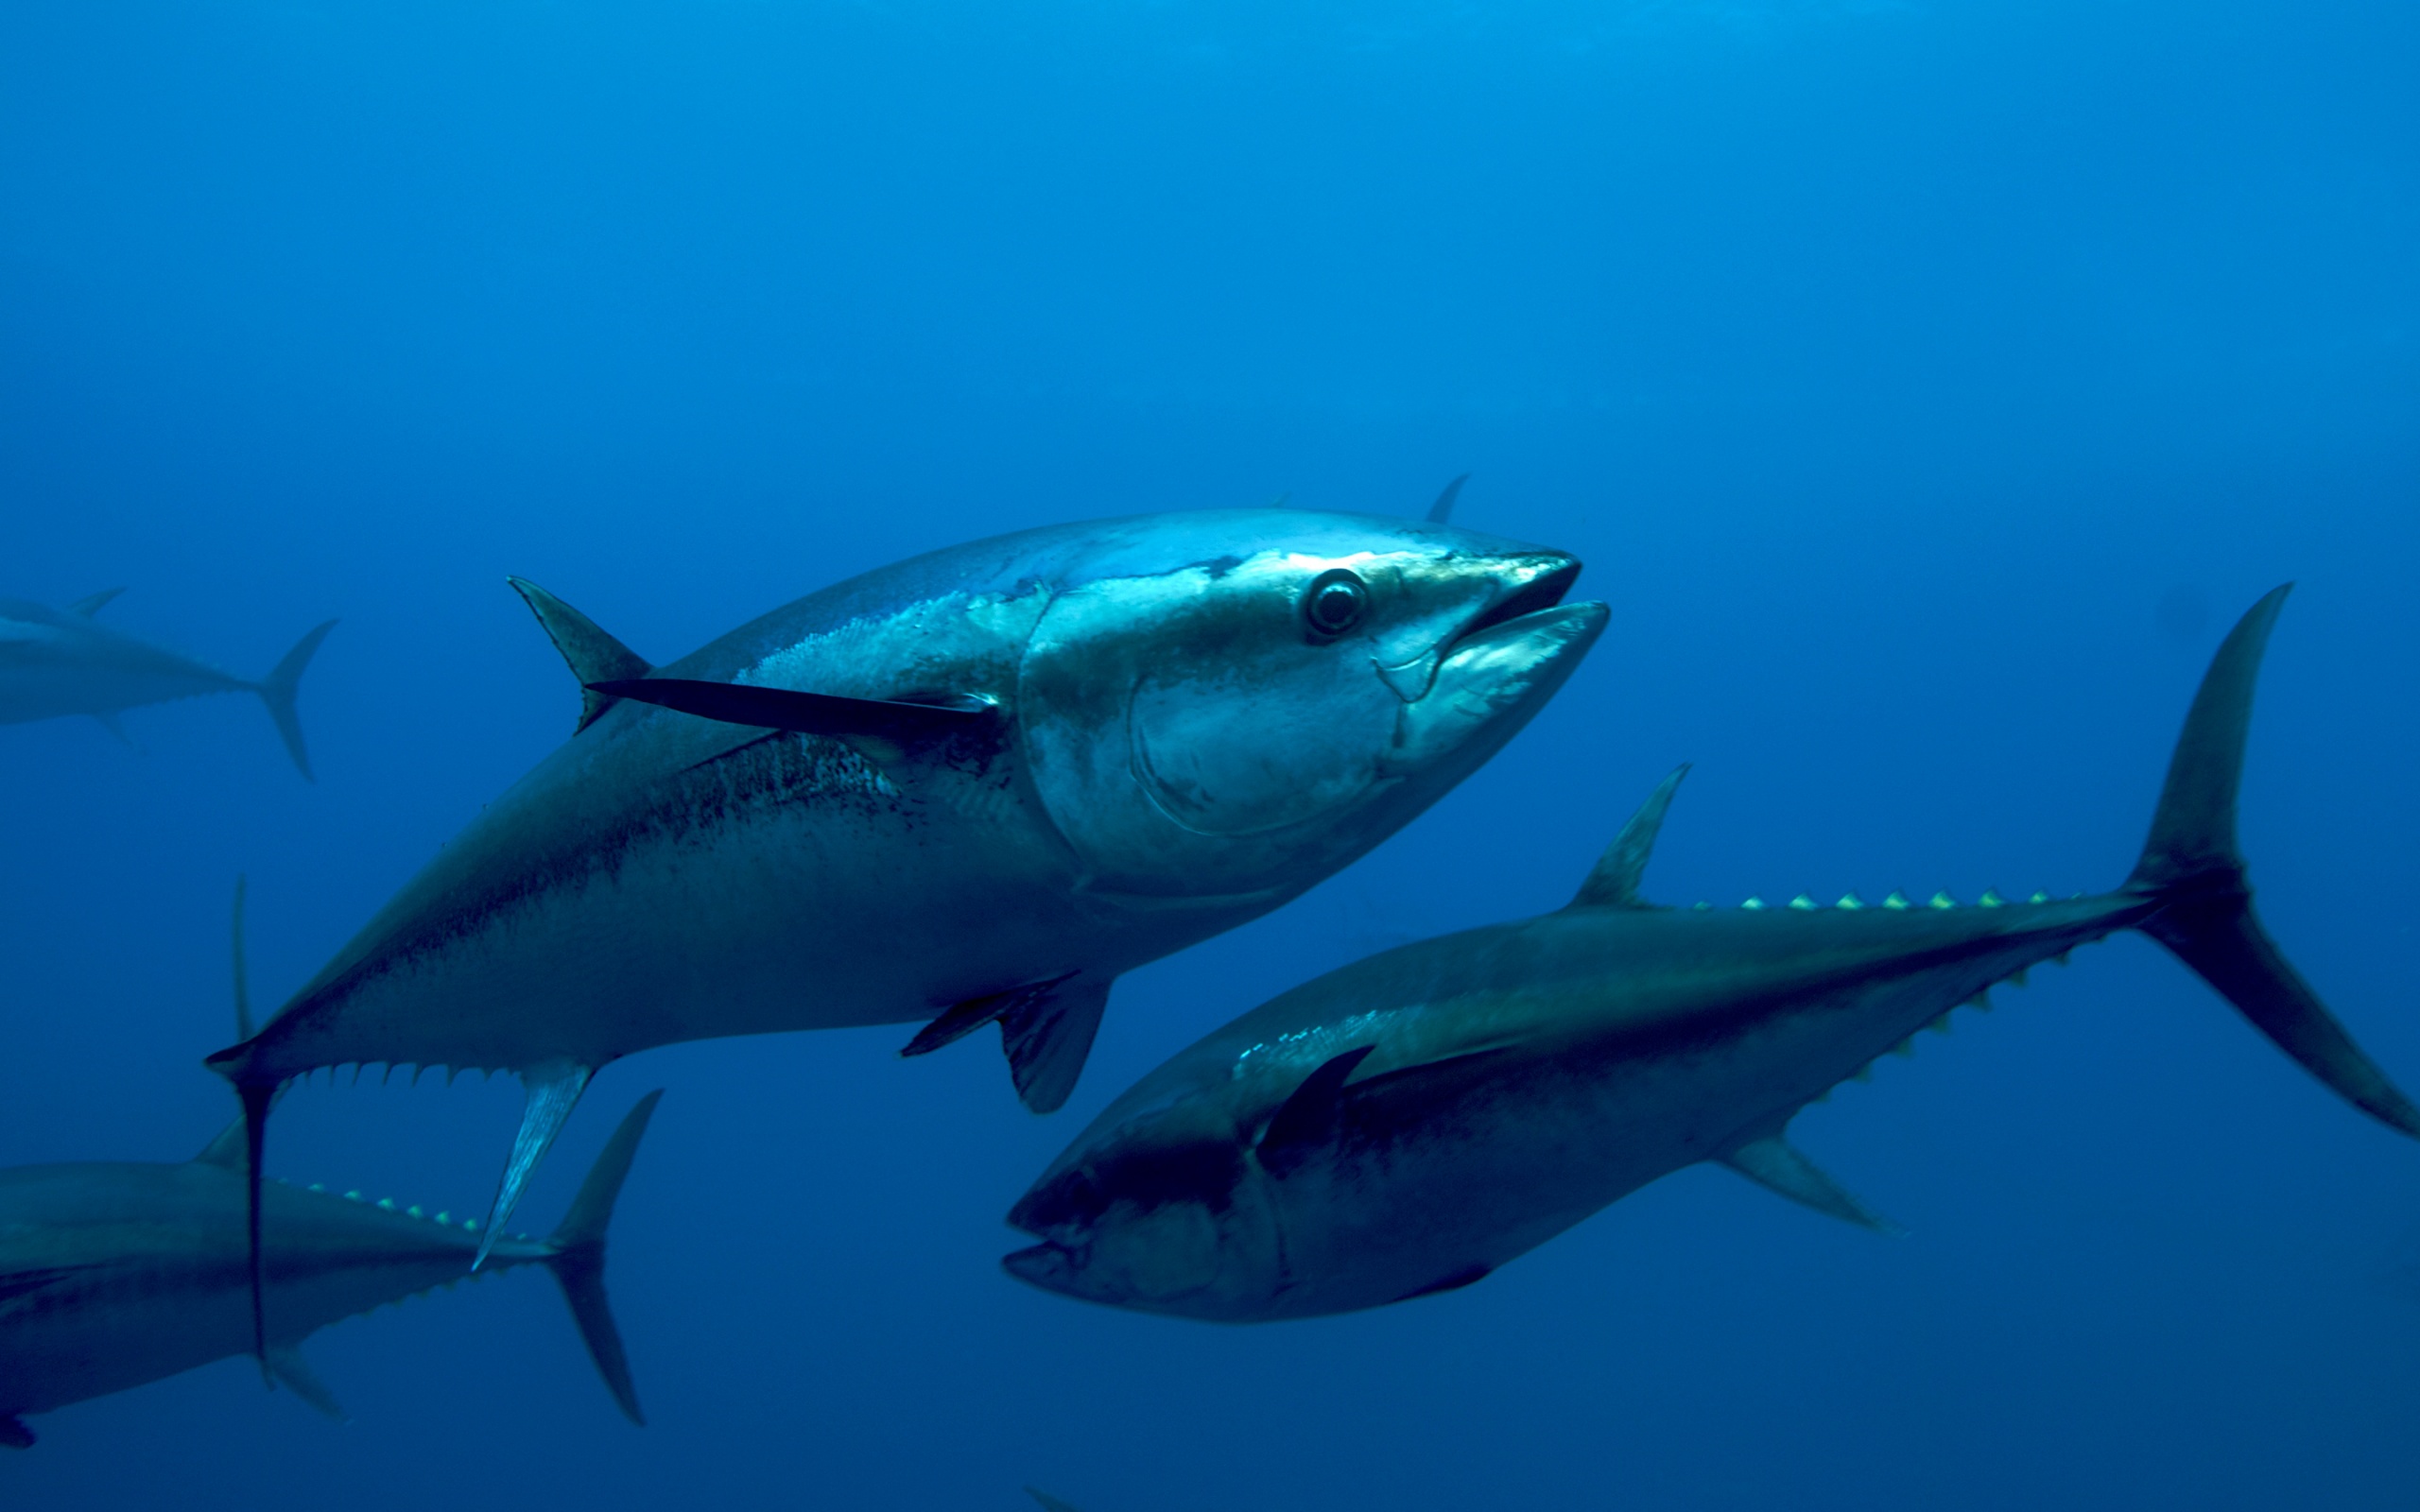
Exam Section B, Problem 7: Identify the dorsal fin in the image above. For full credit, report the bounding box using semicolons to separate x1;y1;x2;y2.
1425;472;1471;524
195;1119;249;1169
1567;765;1689;909
508;577;652;734
67;587;124;616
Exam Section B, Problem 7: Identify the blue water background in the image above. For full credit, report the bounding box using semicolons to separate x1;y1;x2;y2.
4;1;2417;1506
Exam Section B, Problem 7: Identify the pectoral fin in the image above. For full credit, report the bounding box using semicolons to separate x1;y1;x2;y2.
0;1264;98;1304
67;587;124;617
266;1343;347;1422
587;678;993;763
1256;1045;1376;1177
0;1413;31;1449
1720;1134;1903;1236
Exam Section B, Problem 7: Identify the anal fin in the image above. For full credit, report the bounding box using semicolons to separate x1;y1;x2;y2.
266;1343;347;1422
476;1060;593;1269
1721;1133;1904;1236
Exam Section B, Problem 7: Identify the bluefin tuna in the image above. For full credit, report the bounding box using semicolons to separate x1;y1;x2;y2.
203;504;1605;1356
0;1091;661;1449
1003;586;2419;1320
0;590;334;778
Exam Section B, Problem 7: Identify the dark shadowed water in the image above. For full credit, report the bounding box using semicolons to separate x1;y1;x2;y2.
4;1;2417;1507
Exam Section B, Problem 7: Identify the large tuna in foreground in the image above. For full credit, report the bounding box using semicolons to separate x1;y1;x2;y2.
208;504;1605;1318
0;590;334;778
1004;586;2418;1321
0;1093;661;1449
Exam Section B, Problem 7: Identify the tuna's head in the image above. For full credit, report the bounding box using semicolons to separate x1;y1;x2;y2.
1002;1093;1285;1320
1018;509;1602;904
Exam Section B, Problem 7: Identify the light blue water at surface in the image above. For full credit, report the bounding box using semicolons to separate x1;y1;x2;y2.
3;1;2417;1506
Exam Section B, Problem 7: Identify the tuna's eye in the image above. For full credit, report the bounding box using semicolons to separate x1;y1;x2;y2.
1301;570;1370;639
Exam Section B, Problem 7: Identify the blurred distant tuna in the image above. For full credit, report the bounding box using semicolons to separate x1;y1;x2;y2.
1004;587;2420;1321
0;1091;661;1449
0;590;335;779
204;503;1605;1357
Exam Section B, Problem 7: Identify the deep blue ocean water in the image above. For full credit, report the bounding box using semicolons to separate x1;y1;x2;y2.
4;0;2417;1506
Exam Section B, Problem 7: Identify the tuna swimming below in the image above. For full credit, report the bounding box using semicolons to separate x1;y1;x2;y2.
204;503;1604;1360
0;591;335;779
1004;586;2420;1321
0;1092;661;1449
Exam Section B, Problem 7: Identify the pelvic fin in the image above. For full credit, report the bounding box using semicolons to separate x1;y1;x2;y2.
1000;976;1114;1115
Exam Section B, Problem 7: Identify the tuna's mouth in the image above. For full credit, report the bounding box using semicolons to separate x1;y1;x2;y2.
1450;558;1582;653
1002;1240;1085;1295
1376;558;1587;705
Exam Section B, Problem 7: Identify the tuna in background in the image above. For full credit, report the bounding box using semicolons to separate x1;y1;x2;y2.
3;0;2417;1509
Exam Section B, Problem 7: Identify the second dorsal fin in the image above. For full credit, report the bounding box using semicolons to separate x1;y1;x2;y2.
508;577;652;734
1425;472;1471;524
194;1119;249;1170
1567;765;1689;910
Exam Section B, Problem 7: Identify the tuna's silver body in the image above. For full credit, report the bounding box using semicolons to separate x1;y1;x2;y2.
215;508;1603;1090
1011;895;2145;1320
0;1153;553;1421
1006;589;2419;1320
0;593;333;777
